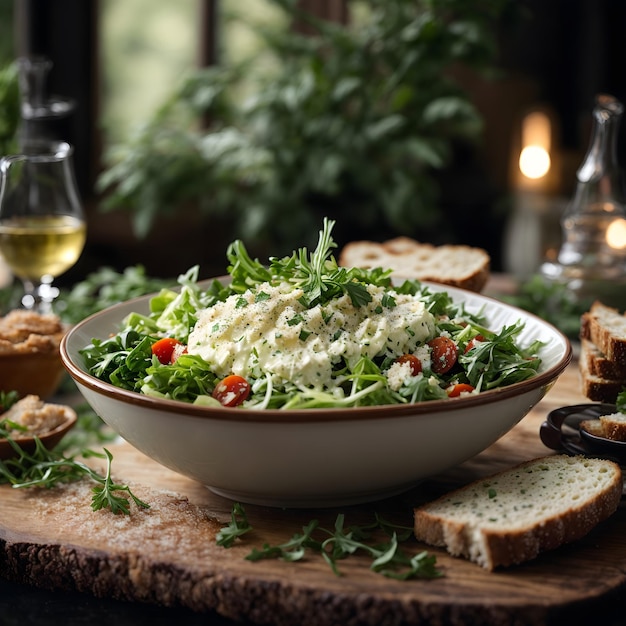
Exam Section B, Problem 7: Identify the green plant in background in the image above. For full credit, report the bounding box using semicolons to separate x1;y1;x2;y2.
97;0;516;255
0;62;20;157
501;274;589;339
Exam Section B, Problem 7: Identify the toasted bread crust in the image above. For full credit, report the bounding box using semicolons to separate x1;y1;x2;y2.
579;344;625;403
338;237;490;292
478;482;620;568
413;455;622;570
580;416;626;442
580;302;626;364
581;339;626;379
579;314;626;402
579;418;606;437
599;413;626;441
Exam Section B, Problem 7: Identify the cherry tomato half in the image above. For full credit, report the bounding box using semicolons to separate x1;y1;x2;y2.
151;337;184;365
395;353;422;376
212;374;251;407
447;383;475;397
428;336;458;374
464;335;485;354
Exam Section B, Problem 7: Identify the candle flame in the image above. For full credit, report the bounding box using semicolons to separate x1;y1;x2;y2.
606;218;626;250
519;146;551;179
518;110;552;180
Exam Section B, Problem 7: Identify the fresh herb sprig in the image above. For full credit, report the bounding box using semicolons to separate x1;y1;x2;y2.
89;448;150;514
226;218;392;308
217;503;442;580
0;429;149;515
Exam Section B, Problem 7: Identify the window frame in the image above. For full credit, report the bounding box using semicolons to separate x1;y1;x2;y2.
13;0;347;206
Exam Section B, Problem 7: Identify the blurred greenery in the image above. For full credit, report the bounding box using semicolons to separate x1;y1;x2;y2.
0;1;17;158
100;0;201;144
501;274;589;339
0;265;171;321
0;61;20;157
54;264;171;324
97;0;519;256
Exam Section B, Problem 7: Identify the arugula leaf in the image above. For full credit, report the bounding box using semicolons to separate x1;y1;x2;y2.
142;353;217;402
148;266;216;342
218;504;443;580
216;502;253;547
227;240;274;293
398;374;448;403
459;321;542;390
80;328;154;390
247;520;321;563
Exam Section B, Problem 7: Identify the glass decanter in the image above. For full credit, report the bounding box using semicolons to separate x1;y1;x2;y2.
540;94;626;308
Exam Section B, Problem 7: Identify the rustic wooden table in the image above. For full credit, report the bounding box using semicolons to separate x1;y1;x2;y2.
2;358;626;626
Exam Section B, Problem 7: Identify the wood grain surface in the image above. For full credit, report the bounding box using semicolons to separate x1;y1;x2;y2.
1;360;626;626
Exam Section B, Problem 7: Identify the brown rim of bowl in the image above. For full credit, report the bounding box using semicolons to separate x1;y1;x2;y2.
60;325;573;426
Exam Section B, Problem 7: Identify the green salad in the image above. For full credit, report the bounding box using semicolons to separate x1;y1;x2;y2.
80;220;543;409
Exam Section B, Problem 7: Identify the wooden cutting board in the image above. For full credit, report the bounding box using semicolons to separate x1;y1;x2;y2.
1;361;625;626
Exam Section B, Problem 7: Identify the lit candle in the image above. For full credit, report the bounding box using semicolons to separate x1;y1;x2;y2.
517;110;552;188
606;217;626;250
504;108;560;278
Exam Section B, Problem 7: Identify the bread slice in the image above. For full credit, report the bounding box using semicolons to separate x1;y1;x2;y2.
338;237;490;292
413;455;622;570
581;338;626;379
599;412;626;441
580;301;626;364
579;342;626;403
579;419;606;437
580;415;626;441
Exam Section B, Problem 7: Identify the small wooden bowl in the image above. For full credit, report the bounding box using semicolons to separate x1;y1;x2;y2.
0;407;77;460
0;350;67;399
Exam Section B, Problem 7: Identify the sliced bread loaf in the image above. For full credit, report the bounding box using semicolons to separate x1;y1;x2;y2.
579;343;626;403
338;237;490;292
413;455;622;570
580;301;626;364
581;338;626;380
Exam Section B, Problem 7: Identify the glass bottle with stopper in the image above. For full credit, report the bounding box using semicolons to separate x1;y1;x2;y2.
540;94;626;309
16;56;75;144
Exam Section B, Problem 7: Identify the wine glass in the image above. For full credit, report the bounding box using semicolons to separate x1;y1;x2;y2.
0;140;86;313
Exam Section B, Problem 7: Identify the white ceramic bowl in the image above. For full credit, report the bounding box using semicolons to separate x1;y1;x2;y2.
60;282;572;508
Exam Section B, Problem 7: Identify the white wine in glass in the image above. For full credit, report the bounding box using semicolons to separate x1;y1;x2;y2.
0;141;86;313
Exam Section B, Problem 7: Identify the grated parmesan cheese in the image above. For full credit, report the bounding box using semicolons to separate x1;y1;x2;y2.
187;282;436;389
